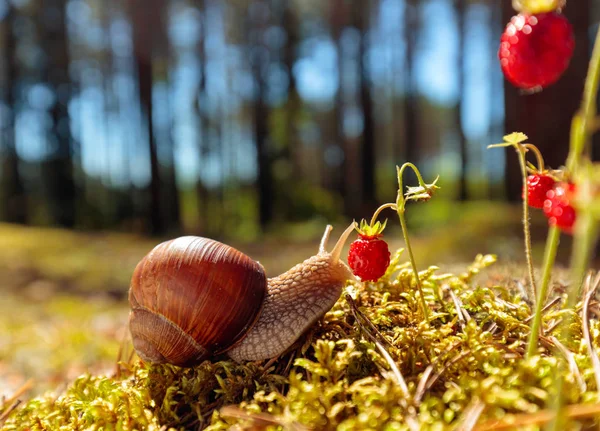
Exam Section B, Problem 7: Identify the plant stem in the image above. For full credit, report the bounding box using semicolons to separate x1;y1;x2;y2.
548;219;599;431
563;16;600;338
523;143;545;172
547;24;600;431
580;26;600;132
566;27;600;172
396;163;430;322
400;162;428;186
568;214;599;301
526;226;560;358
370;203;398;226
517;146;538;305
397;207;429;322
527;24;600;362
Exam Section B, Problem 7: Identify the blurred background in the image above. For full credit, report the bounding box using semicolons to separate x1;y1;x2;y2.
0;0;598;241
0;0;599;401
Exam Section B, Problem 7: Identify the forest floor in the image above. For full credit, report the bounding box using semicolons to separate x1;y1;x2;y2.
0;201;587;425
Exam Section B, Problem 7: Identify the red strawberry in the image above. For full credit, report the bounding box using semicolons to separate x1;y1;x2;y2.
498;12;574;90
543;182;576;234
348;220;390;282
524;174;555;209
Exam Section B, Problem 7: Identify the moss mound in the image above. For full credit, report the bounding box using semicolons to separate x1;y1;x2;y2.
3;254;600;430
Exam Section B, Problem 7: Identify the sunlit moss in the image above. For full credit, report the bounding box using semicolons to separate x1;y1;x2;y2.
0;294;127;397
3;254;600;430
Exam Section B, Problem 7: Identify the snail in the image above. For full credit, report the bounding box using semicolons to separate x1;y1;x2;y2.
128;222;356;367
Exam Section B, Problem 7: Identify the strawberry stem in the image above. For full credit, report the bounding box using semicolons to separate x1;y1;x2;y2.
522;143;546;173
396;163;431;322
569;213;598;300
369;203;397;227
526;225;560;358
488;138;538;307
517;146;538;305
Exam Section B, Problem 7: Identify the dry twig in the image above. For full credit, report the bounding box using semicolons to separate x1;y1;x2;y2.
220;406;310;431
524;296;561;324
446;285;471;327
414;341;463;404
345;294;420;431
0;379;33;426
453;398;485;431
474;402;600;431
582;272;600;392
549;336;586;393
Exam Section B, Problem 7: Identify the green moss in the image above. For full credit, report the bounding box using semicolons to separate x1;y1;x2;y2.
2;373;161;430
3;254;600;430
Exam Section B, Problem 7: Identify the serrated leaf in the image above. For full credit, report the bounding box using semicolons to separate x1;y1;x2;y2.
405;175;440;202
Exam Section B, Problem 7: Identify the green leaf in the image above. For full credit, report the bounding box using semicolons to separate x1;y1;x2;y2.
357;219;388;237
488;132;529;149
504;132;529;145
405;175;440;202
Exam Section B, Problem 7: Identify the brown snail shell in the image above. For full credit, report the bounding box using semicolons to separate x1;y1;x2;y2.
128;236;266;367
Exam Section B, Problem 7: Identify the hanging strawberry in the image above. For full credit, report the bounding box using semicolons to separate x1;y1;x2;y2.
499;11;574;90
524;173;556;209
543;182;577;233
347;220;391;282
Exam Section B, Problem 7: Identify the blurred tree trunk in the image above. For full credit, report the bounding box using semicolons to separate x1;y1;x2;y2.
129;0;164;235
404;0;419;173
195;2;210;233
100;0;117;225
331;0;350;213
154;2;180;233
216;97;226;235
253;56;272;230
355;1;377;215
502;1;590;200
282;0;301;179
42;0;76;227
488;1;506;200
249;2;273;230
455;0;468;201
0;6;27;224
102;0;135;229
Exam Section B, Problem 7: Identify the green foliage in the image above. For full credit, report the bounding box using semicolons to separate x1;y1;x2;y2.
4;254;600;430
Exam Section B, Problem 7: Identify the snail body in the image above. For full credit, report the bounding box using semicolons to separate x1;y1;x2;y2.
128;223;355;366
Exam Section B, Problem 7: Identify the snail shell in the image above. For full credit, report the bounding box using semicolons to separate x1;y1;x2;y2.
128;236;266;367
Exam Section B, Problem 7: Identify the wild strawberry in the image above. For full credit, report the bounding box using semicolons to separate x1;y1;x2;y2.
498;12;574;90
348;220;391;282
523;174;555;209
543;182;576;234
